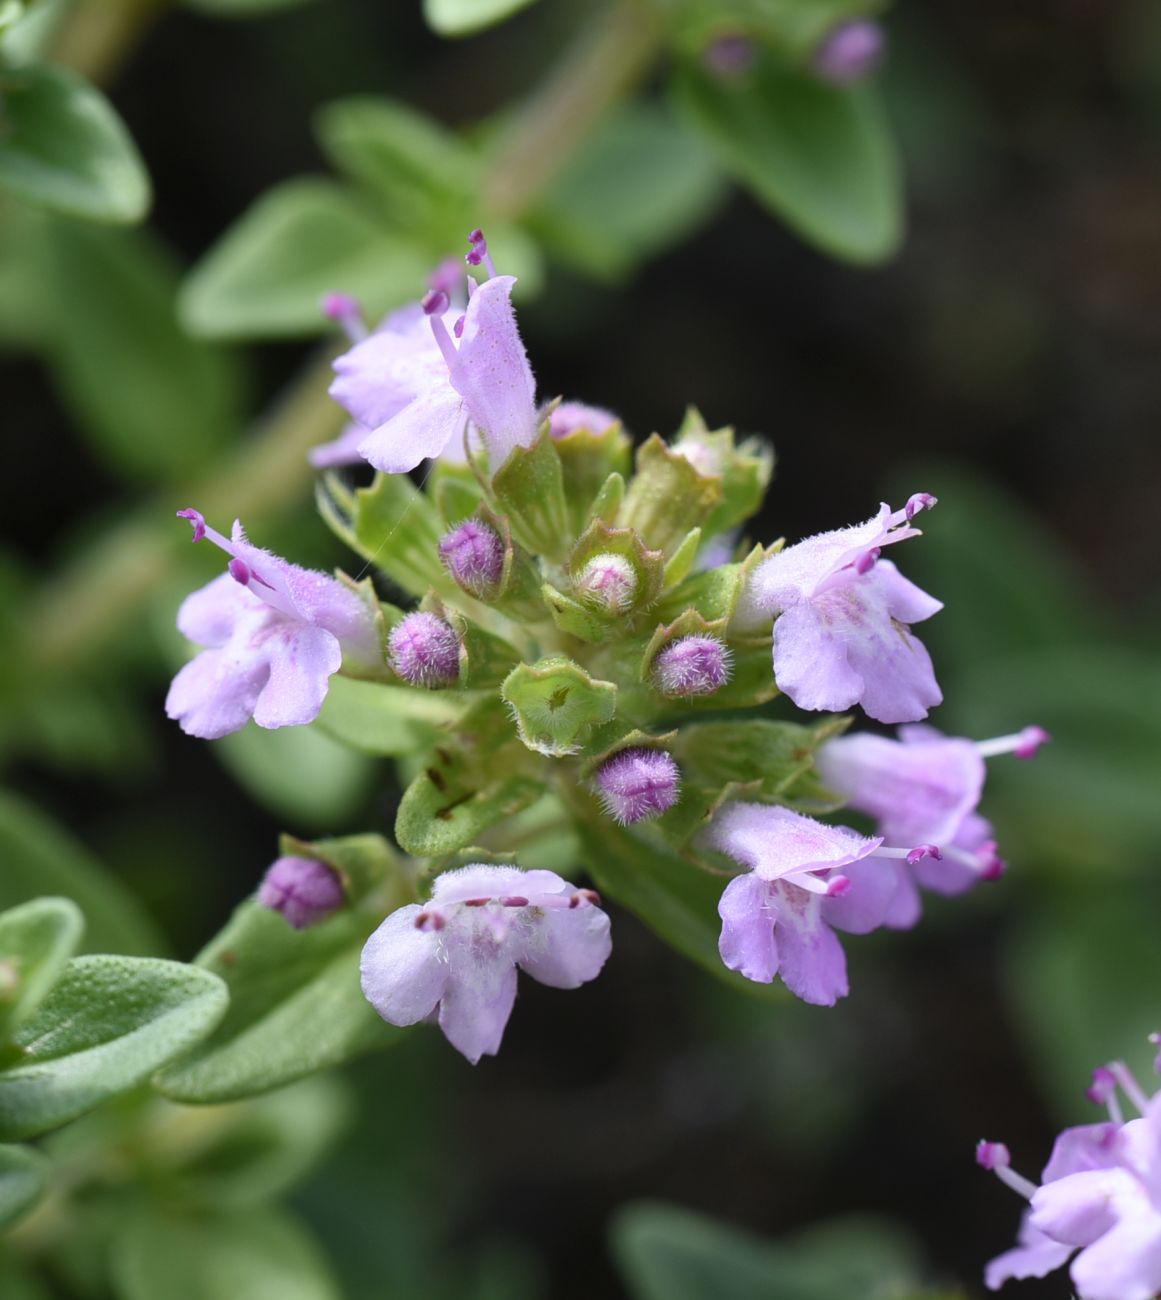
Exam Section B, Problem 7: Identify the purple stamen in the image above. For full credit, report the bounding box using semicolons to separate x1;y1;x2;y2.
501;896;528;908
1014;725;1052;759
422;288;449;317
427;256;462;299
854;547;880;575
976;1140;1039;1200
453;315;465;339
905;843;943;866
905;492;938;521
228;557;251;586
321;292;367;342
465;228;497;278
177;508;207;543
826;874;852;899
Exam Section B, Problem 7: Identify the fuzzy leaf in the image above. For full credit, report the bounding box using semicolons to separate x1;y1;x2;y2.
396;755;544;858
423;0;538;38
0;63;149;222
314;675;462;756
502;657;618;757
0;1142;48;1229
0;897;83;1041
180;179;430;339
0;956;227;1139
491;430;571;561
671;52;902;264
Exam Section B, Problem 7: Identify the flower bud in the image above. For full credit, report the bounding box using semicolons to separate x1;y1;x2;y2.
388;612;461;688
812;20;885;84
594;748;681;825
258;856;344;929
438;519;505;598
575;553;637;612
652;635;732;698
547;401;619;439
702;33;757;78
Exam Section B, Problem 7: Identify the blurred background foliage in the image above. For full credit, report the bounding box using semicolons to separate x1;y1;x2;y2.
2;0;1160;1294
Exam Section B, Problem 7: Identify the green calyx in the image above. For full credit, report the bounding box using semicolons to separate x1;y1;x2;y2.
501;656;618;757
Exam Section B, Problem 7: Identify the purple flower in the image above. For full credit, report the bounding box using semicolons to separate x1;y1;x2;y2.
735;495;942;724
812;20;886;85
165;510;380;739
652;635;732;698
594;748;681;824
816;723;1048;924
258;856;345;929
328;232;537;474
387;612;460;688
702;802;909;1005
360;864;612;1064
980;1054;1161;1298
546;401;619;439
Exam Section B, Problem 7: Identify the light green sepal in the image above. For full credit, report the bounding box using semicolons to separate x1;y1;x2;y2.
672;407;775;538
617;434;723;556
491;426;571;561
552;418;632;534
501;656;618;757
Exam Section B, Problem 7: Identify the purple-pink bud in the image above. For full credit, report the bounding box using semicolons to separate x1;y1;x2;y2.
652;635;732;698
258;856;344;930
702;33;757;77
975;1140;1010;1172
388;612;460;688
812;20;885;85
438;519;505;597
1014;725;1051;759
594;748;680;825
575;554;637;611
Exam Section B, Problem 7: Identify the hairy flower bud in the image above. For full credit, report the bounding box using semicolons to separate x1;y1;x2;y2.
438;519;505;598
258;856;344;929
388;612;460;688
812;20;885;84
575;553;637;612
652;635;733;698
594;748;680;824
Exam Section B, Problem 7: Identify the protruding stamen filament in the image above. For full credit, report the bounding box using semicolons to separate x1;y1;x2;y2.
976;1141;1038;1200
975;726;1051;760
1086;1066;1124;1124
321;292;367;342
422;294;459;370
465;228;498;278
905;491;937;521
1109;1061;1153;1116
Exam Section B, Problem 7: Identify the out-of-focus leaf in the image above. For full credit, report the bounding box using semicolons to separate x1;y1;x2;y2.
0;63;149;222
532;103;727;281
667;0;883;60
314;676;459;756
0;896;83;1040
184;0;313;16
33;219;244;480
113;1205;341;1300
395;758;544;858
0;1259;51;1300
0;956;227;1139
156;899;402;1104
0;792;165;956
211;721;375;826
577;818;784;1002
423;0;538;38
314;96;478;223
0;1142;48;1229
1007;880;1160;1120
179;178;430;338
612;1203;919;1300
671;52;902;263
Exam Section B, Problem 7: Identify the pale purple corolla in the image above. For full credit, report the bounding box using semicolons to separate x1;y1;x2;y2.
165;509;380;739
816;723;1050;926
327;230;538;474
979;1050;1161;1299
701;802;939;1005
734;494;943;724
360;864;612;1064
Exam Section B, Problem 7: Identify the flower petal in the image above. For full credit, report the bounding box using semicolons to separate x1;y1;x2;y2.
517;904;612;989
984;1213;1073;1290
438;959;518;1064
821;856;902;934
704;802;881;881
358;385;466;474
165;646;269;739
773;886;849;1005
1069;1210;1161;1300
175;572;259;648
252;623;342;729
717;873;779;983
360;905;448;1027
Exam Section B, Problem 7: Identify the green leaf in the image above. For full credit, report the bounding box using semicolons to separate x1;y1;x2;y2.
184;0;313;16
667;0;883;60
533;103;727;281
314;675;462;755
0;1259;51;1300
0;1142;48;1229
576;818;783;1001
612;1203;918;1300
0;896;83;1041
0;63;149;222
179;178;430;339
0;956;227;1139
0;791;165;956
501;657;618;758
211;721;375;826
671;52;902;264
113;1205;341;1300
491;430;572;561
617;434;723;557
156;900;400;1104
423;0;538;38
33;218;243;481
395;749;544;858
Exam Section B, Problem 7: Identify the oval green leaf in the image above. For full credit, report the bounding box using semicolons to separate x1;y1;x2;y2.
0;1142;48;1230
423;0;538;38
0;956;227;1139
0;63;149;223
0;896;83;1041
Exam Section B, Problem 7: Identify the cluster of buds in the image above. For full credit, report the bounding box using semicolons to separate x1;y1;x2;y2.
165;228;1050;1060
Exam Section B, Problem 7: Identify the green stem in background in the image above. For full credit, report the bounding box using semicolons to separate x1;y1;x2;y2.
16;0;664;680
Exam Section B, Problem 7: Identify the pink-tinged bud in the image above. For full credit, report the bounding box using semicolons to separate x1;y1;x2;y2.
1086;1066;1118;1107
422;288;450;317
258;856;344;930
812;20;885;85
976;1140;1010;1172
595;748;680;825
177;507;207;543
388;612;460;688
1014;725;1051;759
702;33;757;77
905;843;943;866
575;554;637;612
438;519;505;597
652;635;733;698
905;491;938;521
